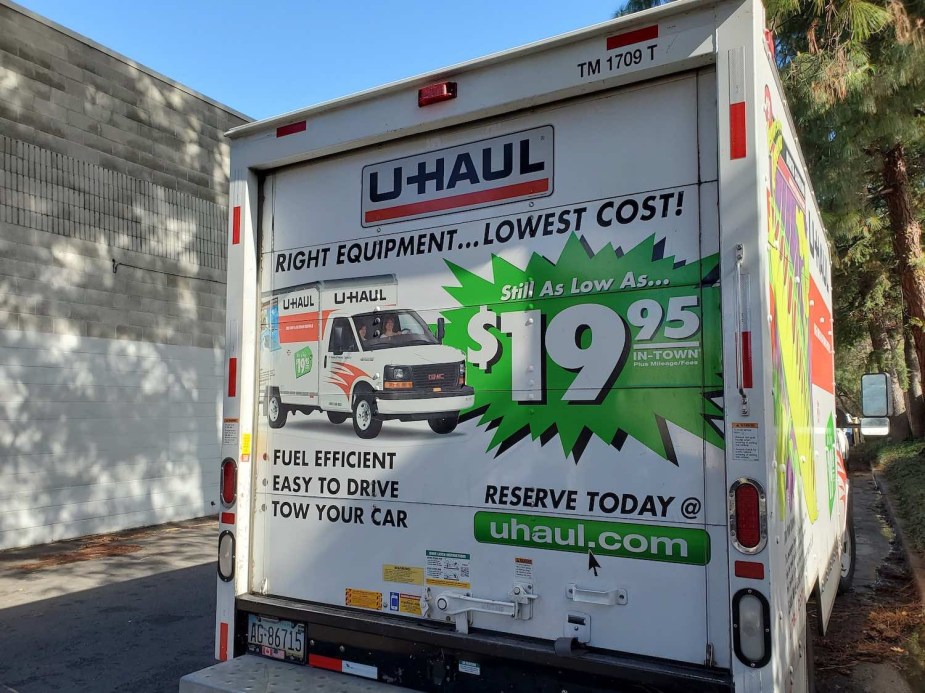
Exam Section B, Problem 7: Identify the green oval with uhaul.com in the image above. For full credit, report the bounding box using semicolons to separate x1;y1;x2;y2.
473;512;710;566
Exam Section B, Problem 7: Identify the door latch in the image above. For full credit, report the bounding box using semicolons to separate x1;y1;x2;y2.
433;583;537;634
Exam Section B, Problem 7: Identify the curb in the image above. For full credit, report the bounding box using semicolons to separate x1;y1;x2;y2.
872;470;925;609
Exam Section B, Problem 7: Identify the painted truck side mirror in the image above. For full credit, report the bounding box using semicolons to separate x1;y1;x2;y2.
436;317;445;344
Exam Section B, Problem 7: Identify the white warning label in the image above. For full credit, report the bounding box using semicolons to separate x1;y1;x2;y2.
425;550;471;589
732;422;759;462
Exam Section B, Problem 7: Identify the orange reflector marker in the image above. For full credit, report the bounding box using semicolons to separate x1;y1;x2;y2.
735;561;765;580
384;381;413;389
418;81;457;107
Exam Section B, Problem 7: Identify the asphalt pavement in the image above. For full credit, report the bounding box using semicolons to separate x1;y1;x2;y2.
0;517;218;692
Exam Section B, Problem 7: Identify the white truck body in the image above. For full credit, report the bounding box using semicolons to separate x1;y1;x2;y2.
200;2;851;691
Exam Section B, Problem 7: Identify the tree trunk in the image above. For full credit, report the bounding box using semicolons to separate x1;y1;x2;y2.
869;318;911;441
904;321;925;437
883;143;925;391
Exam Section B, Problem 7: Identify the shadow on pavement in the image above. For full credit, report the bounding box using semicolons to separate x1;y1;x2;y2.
0;563;217;692
0;519;218;693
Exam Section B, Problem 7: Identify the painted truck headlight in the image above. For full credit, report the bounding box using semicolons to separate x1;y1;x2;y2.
384;365;413;389
458;361;466;386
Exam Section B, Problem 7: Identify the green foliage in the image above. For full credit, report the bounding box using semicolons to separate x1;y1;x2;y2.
878;440;925;551
770;1;925;418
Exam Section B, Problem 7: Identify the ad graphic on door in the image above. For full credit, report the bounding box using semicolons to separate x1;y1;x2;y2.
253;74;724;665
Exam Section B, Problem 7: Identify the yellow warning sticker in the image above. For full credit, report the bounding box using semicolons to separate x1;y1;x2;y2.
345;588;382;611
398;593;422;615
383;565;424;585
424;577;472;589
241;433;252;456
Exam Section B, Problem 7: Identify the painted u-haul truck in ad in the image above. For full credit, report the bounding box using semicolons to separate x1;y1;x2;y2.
186;1;854;691
260;274;474;438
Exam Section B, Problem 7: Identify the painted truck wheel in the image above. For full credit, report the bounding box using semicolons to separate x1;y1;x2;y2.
268;391;288;429
428;415;458;434
352;396;382;439
327;411;348;425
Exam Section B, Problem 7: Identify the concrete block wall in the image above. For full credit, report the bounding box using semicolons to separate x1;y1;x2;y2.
0;0;250;549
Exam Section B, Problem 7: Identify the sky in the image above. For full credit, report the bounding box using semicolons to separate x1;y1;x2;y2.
17;1;624;121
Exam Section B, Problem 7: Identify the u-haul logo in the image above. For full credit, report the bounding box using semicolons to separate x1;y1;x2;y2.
361;126;554;226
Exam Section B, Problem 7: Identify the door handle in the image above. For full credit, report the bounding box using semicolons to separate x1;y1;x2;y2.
566;584;627;606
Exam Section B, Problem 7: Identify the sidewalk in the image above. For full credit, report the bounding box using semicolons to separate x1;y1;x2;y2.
0;517;219;693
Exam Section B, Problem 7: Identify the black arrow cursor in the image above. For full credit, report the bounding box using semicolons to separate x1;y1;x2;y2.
588;550;601;576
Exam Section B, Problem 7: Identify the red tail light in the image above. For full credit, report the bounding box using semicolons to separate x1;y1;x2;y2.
730;479;766;553
220;458;237;507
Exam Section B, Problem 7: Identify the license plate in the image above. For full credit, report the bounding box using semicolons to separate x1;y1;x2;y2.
246;614;306;663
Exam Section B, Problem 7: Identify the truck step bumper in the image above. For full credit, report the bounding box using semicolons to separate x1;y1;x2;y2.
180;655;416;693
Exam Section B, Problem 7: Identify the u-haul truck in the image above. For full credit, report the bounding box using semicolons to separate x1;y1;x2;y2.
260;274;474;438
185;1;855;691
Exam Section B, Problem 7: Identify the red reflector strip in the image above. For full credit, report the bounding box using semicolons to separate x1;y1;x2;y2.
232;206;241;245
741;330;753;388
220;512;235;525
227;358;237;398
365;178;549;223
309;654;343;672
606;25;658;50
219;622;229;661
276;121;307;138
730;102;747;159
735;561;765;579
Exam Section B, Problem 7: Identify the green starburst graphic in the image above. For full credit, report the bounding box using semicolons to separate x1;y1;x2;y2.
441;233;724;463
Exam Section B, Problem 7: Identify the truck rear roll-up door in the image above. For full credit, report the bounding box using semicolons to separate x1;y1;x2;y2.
252;69;725;666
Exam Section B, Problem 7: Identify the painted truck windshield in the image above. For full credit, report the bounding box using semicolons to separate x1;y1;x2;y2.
355;311;437;350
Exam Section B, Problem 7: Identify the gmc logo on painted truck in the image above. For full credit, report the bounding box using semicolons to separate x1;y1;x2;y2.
361;126;554;226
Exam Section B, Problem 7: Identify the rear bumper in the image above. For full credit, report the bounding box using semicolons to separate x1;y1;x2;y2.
234;595;734;693
375;387;474;416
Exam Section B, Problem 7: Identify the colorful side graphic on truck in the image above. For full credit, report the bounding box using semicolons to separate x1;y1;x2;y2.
766;89;817;522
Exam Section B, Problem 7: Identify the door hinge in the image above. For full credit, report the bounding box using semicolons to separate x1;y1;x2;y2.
705;642;715;667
